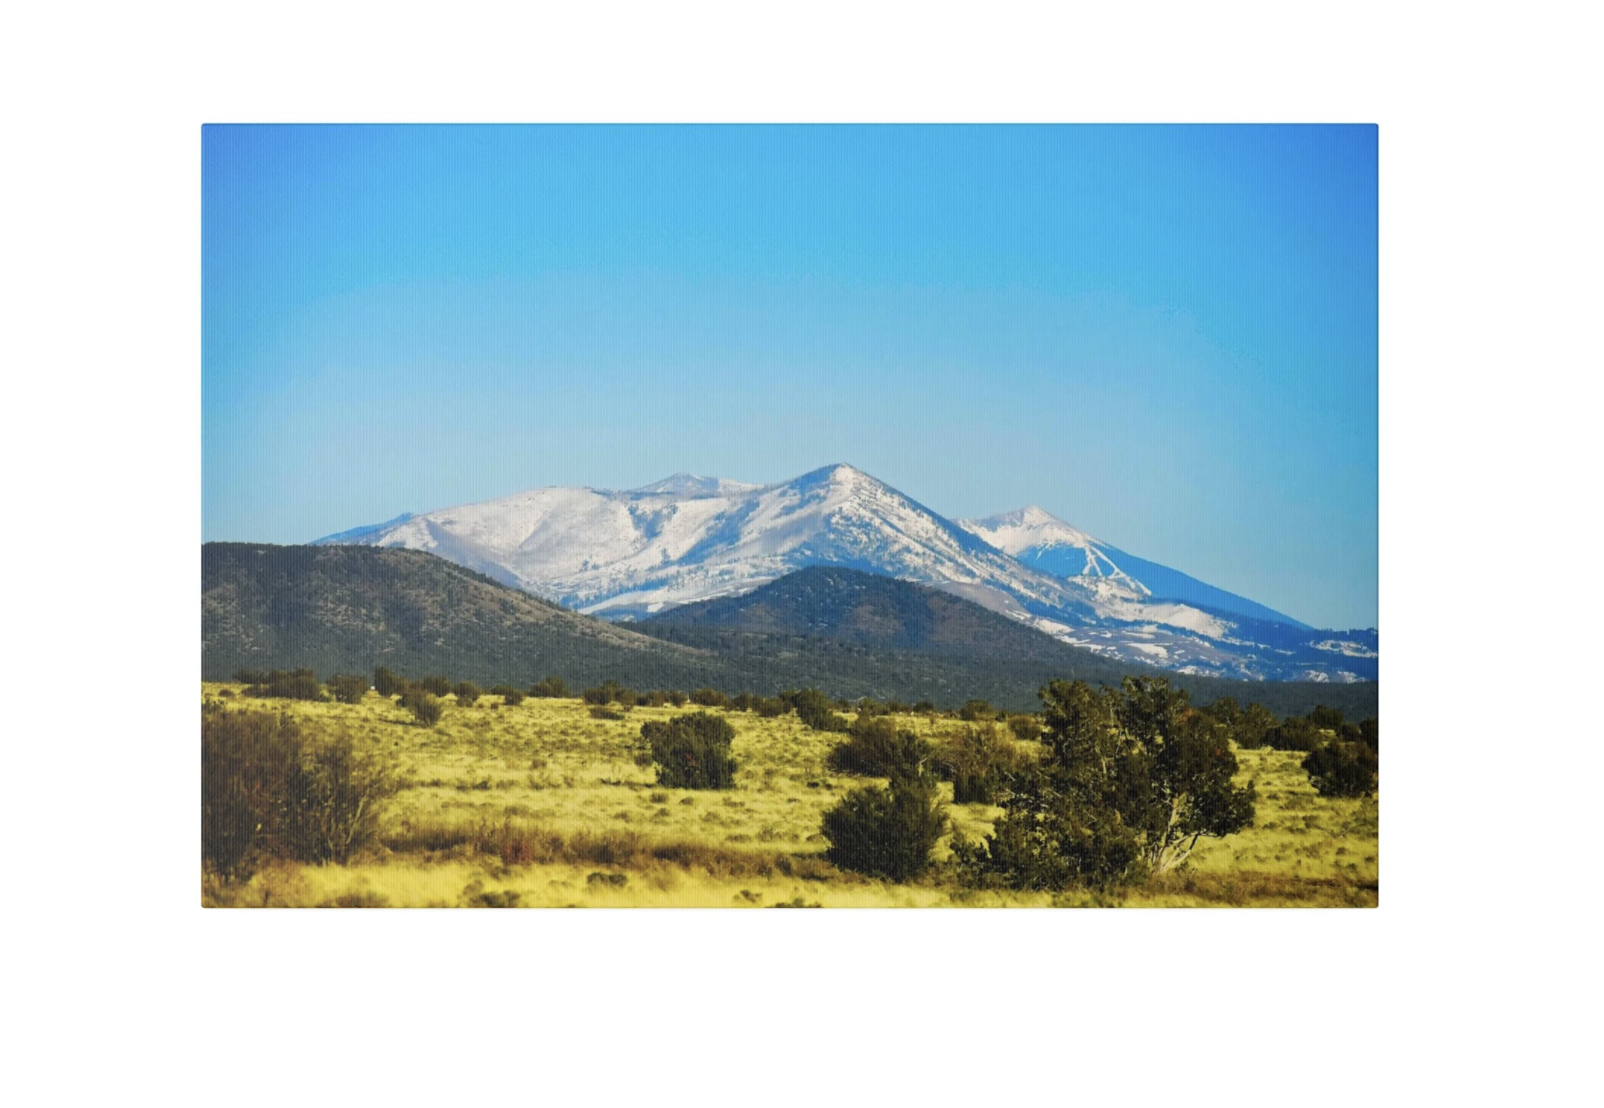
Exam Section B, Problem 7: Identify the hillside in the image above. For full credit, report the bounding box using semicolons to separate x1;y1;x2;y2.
642;565;1133;669
203;543;1376;717
203;543;728;689
640;566;1377;718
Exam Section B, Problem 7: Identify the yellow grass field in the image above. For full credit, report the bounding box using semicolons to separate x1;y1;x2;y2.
201;684;1378;908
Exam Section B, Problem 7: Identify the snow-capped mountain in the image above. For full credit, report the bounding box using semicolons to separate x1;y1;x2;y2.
315;465;1375;682
959;506;1311;630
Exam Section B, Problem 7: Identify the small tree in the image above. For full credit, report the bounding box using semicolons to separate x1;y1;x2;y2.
489;685;525;706
640;711;738;789
690;687;729;708
956;678;1255;890
374;666;404;697
820;745;946;882
327;674;368;704
454;681;482;707
415;675;452;697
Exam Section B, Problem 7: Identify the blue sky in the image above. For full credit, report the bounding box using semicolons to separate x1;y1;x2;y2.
203;125;1377;630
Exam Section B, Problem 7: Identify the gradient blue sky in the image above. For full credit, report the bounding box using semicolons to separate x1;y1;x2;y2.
203;124;1377;630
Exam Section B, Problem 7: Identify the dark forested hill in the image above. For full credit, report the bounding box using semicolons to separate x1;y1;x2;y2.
203;544;1376;717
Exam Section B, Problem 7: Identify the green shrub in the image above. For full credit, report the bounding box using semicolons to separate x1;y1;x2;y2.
489;685;525;706
243;668;325;701
590;706;626;721
1308;705;1346;730
938;723;1023;804
1303;740;1378;798
1007;715;1042;743
690;688;729;708
752;696;788;718
403;691;444;726
791;688;849;732
233;669;268;686
291;734;398;863
956;678;1255;891
827;717;933;777
373;666;404;697
529;675;569;699
1264;715;1323;752
201;704;397;880
202;705;304;881
640;712;738;790
958;699;995;722
415;675;452;697
327;674;368;704
454;681;482;706
820;758;946;882
1358;717;1378;750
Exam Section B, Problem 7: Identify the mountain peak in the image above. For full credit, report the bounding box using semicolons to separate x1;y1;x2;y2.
629;473;763;497
964;506;1101;553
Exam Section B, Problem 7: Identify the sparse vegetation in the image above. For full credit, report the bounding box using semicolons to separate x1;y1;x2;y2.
200;676;1376;908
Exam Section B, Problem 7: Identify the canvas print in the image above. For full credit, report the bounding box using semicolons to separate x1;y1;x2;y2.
202;124;1378;907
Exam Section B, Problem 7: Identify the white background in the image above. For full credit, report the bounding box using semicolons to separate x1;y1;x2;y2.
2;2;1598;1104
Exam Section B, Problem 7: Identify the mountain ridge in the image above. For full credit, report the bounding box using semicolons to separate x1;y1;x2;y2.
314;464;1373;682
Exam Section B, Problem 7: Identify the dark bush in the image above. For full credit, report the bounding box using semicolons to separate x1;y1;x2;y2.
791;688;849;732
1303;740;1378;798
1308;705;1347;730
415;675;452;697
752;696;789;718
244;668;325;701
958;699;995;722
640;712;738;790
529;675;570;699
454;681;482;706
202;705;303;881
1232;703;1277;749
820;757;946;882
373;666;404;697
827;717;933;778
665;690;688;708
938;723;1024;805
1007;715;1042;743
202;704;397;880
292;734;399;863
327;674;368;704
590;706;626;720
1264;715;1323;752
402;691;443;727
1358;717;1378;750
233;669;268;686
489;685;525;706
690;688;729;708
